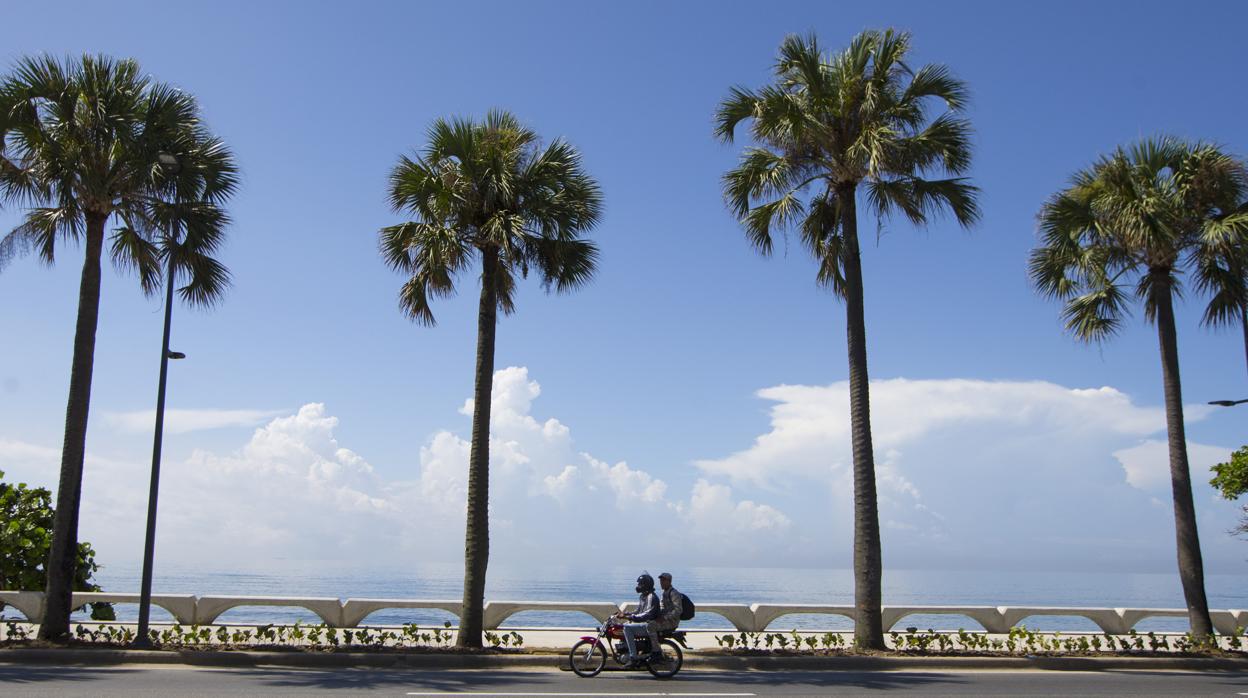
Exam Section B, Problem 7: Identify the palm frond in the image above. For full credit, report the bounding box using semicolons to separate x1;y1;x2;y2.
902;63;969;111
1195;252;1246;327
1033;136;1248;337
713;86;759;143
717;29;979;285
1062;281;1129;342
525;237;599;293
492;261;517;316
0;207;75;268
109;224;161;295
1;53;238;309
171;246;231;309
380;110;602;321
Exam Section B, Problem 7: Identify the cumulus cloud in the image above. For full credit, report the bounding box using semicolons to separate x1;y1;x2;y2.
102;408;285;434
696;380;1199;488
0;368;792;569
4;372;1242;573
415;367;793;564
694;378;1239;571
1113;440;1232;491
687;480;790;533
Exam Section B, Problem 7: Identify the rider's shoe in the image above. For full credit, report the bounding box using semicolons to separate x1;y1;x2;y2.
621;656;640;669
647;651;664;663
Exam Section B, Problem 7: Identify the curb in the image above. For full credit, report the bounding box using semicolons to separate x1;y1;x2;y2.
1;649;1246;672
685;654;1248;672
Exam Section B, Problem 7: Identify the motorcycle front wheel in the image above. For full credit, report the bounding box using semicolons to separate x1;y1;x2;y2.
646;639;683;679
569;639;607;677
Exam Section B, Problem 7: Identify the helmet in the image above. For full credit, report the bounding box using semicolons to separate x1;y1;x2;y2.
635;573;655;594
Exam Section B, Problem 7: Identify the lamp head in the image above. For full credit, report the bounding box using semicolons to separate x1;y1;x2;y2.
157;152;181;173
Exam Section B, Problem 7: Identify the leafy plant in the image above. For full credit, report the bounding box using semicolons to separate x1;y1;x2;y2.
1211;447;1248;500
821;632;845;650
0;470;113;620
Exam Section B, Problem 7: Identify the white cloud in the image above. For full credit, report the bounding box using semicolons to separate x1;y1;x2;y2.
688;479;791;533
585;455;668;506
5;372;1242;573
696;379;1194;488
693;378;1239;570
102;408;284;434
1113;440;1232;491
0;368;791;569
414;367;791;564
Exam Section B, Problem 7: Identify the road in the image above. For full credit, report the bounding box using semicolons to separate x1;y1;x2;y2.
0;665;1246;696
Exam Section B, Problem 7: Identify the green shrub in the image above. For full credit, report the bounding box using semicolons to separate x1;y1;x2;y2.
0;469;113;620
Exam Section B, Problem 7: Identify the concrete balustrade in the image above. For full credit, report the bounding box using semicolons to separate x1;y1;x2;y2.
341;599;463;628
752;604;856;631
483;601;620;629
881;605;1010;634
71;592;197;625
696;603;755;632
0;592;44;625
1210;610;1245;636
1;590;1243;635
194;596;344;626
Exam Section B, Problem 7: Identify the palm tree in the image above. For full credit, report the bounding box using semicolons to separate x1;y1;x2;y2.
0;55;235;641
715;30;979;650
1029;138;1248;639
379;110;602;648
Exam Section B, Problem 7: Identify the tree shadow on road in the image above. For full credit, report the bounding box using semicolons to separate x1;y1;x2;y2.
0;665;142;685
236;667;966;692
669;670;967;691
237;667;563;691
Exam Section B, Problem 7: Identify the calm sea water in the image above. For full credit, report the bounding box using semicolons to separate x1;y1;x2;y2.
63;562;1248;633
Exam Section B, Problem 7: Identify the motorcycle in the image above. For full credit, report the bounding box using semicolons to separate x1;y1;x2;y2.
568;615;686;679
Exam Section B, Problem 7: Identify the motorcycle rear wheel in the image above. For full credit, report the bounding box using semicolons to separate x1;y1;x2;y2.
646;639;683;679
569;639;607;677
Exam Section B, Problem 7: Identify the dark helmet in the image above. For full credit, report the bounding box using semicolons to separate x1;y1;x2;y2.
635;573;655;594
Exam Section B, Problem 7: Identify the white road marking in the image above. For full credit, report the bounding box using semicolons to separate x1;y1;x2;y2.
405;694;757;696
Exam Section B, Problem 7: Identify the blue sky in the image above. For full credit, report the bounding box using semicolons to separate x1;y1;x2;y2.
2;0;1247;576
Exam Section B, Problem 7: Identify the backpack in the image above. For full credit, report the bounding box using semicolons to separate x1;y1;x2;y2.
679;593;695;621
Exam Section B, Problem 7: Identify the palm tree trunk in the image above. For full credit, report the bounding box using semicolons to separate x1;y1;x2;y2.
1241;307;1247;381
38;212;107;642
1151;269;1214;639
457;246;498;649
838;183;886;651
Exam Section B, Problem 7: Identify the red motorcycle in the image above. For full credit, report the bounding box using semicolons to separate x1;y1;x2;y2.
568;615;686;679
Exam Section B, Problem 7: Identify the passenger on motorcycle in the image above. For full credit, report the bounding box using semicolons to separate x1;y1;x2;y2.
653;572;682;637
617;573;662;665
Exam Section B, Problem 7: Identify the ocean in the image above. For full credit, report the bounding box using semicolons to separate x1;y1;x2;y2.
64;561;1248;633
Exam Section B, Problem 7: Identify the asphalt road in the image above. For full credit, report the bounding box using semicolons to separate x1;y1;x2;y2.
1;666;1247;697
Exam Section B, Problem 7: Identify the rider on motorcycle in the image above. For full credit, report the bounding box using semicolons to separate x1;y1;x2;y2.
618;572;662;665
653;572;682;636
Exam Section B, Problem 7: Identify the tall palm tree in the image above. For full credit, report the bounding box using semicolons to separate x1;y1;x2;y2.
1030;138;1248;639
380;110;602;648
0;55;234;641
716;30;979;650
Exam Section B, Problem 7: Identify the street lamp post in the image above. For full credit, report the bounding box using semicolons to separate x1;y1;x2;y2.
133;154;184;648
1209;399;1248;407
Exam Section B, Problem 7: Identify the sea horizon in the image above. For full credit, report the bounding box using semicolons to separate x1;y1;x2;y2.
46;561;1245;634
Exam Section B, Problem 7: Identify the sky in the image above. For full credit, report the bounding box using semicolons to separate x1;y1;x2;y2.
1;0;1247;579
